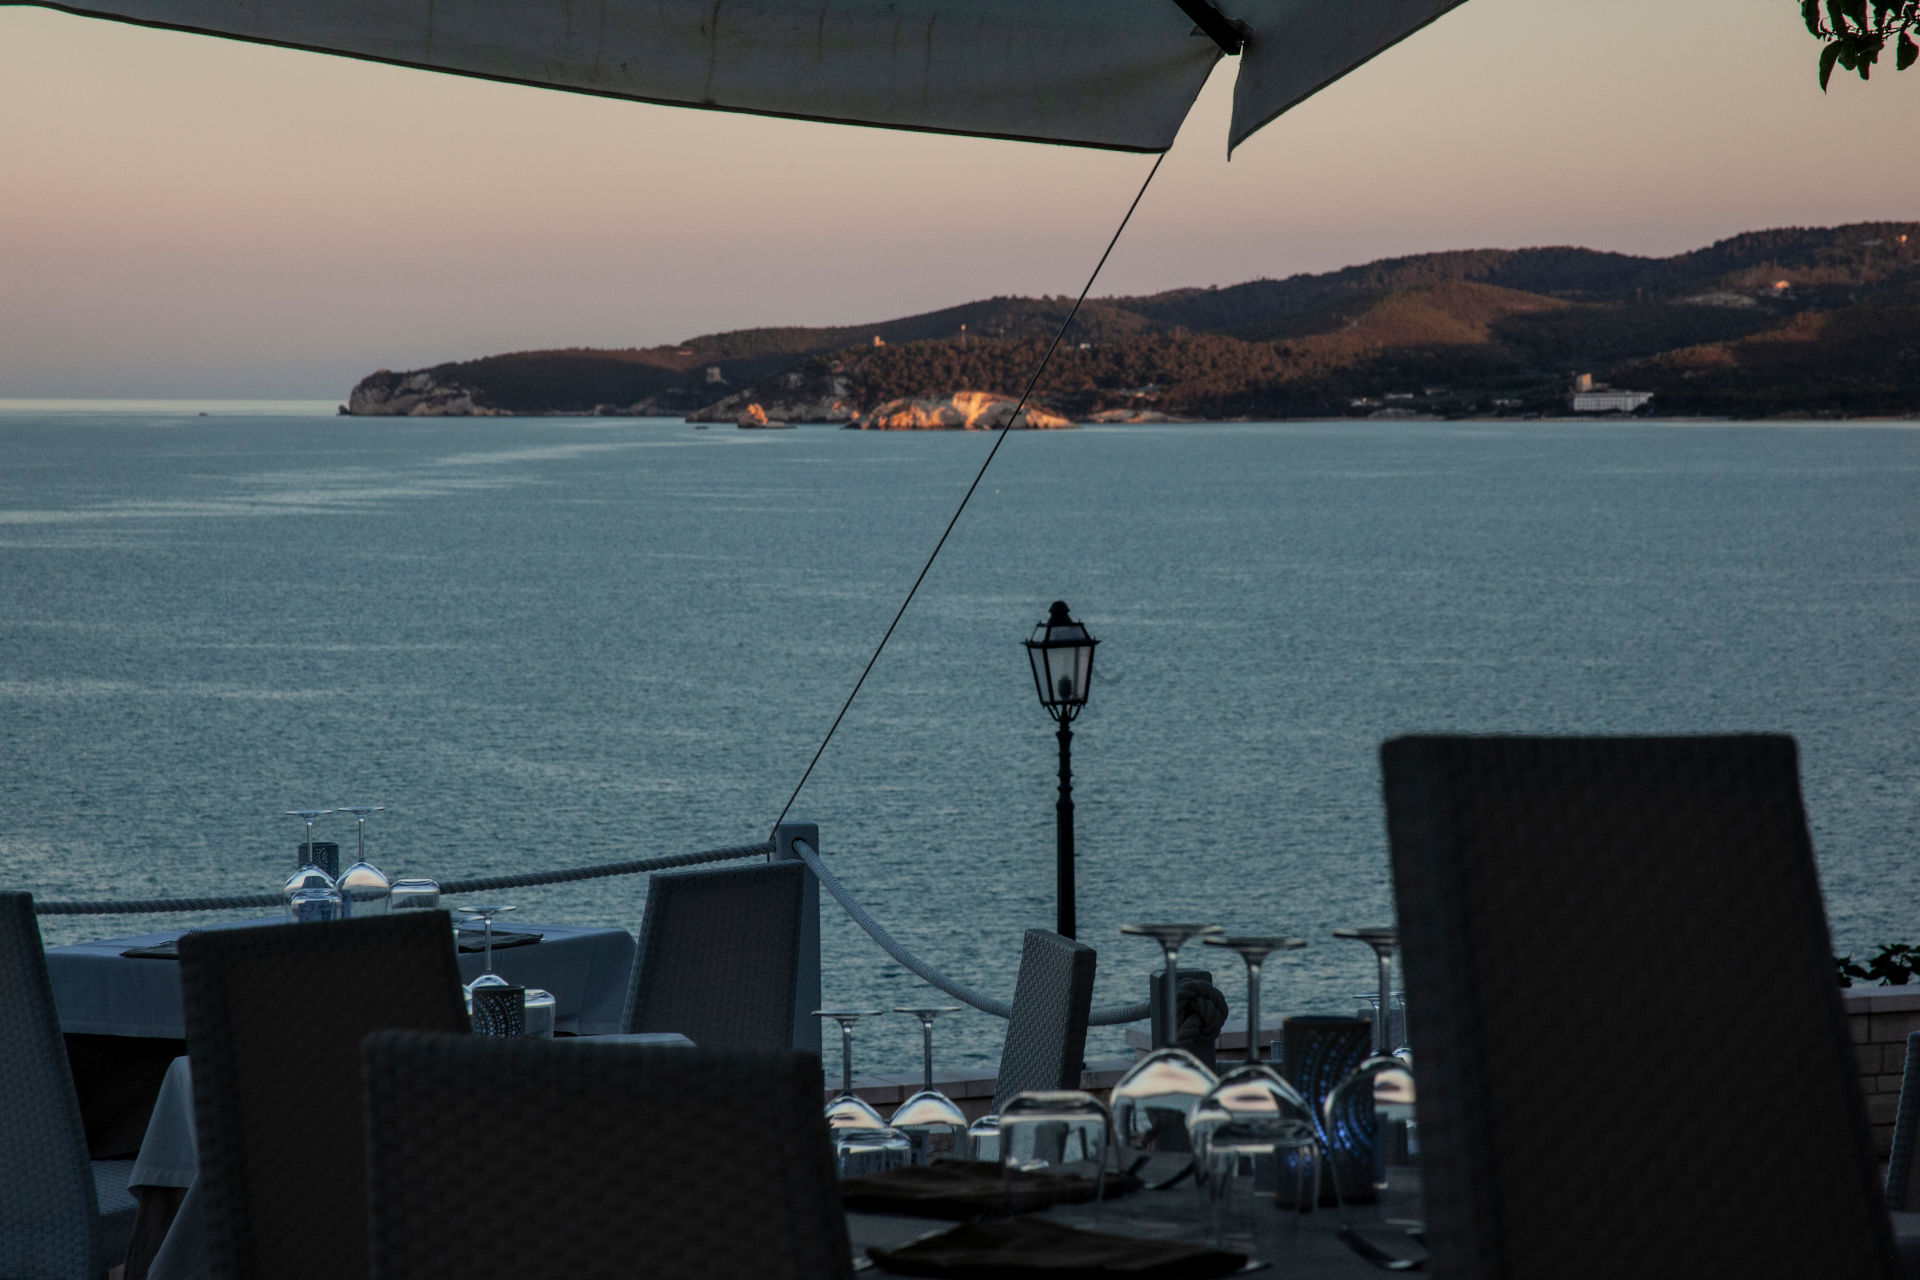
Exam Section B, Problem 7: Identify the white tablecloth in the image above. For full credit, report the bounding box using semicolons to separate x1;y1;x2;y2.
48;917;637;1038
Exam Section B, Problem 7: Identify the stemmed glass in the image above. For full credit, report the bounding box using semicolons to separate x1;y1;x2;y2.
388;879;441;912
457;905;517;1009
1203;935;1307;1066
282;809;336;916
1326;927;1420;1227
889;1006;967;1165
1189;1066;1322;1249
1109;923;1222;1189
815;1010;910;1175
335;805;391;917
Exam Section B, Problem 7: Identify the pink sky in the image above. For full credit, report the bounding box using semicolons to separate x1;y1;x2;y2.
2;0;1916;397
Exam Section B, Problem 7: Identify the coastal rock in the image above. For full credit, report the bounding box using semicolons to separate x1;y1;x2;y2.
851;391;1073;430
688;389;855;423
1083;408;1193;424
346;369;505;417
736;403;792;429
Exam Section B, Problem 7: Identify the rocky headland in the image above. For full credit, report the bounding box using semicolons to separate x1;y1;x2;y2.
340;223;1920;421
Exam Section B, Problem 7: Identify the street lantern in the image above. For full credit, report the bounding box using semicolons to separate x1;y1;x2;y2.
1026;601;1098;721
1025;601;1098;938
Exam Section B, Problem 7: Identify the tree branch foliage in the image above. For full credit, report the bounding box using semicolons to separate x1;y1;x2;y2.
1804;0;1920;89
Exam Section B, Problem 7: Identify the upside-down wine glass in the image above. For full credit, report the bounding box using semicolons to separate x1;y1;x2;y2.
457;905;517;1011
1109;923;1222;1189
889;1006;968;1165
334;805;391;917
815;1010;910;1175
1203;935;1307;1067
388;878;441;912
1326;927;1420;1229
1188;1066;1322;1251
282;809;336;916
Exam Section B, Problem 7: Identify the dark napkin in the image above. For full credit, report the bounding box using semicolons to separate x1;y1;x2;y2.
843;1163;1140;1221
456;929;543;953
121;940;182;960
866;1217;1246;1279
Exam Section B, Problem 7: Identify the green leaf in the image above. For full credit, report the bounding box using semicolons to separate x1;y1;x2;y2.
1844;0;1871;25
1805;0;1828;33
1900;31;1918;69
1822;38;1845;87
1829;0;1851;30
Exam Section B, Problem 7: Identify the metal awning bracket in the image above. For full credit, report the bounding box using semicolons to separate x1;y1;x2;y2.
1170;0;1249;55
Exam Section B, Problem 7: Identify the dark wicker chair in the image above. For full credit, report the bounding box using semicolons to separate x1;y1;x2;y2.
623;861;803;1049
1382;734;1894;1280
363;1032;852;1280
0;891;137;1280
179;911;468;1280
991;928;1097;1111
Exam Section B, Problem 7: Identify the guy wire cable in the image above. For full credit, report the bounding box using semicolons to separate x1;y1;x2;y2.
771;149;1169;835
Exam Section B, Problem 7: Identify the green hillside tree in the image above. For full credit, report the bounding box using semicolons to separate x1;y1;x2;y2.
1804;0;1919;87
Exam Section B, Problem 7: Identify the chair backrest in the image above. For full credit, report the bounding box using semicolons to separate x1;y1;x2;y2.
1382;734;1893;1280
0;892;100;1280
180;912;468;1280
1887;1032;1920;1211
992;929;1097;1111
363;1032;852;1280
624;861;803;1049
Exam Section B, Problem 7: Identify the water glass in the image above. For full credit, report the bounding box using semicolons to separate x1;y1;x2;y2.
999;1091;1111;1193
965;1113;1002;1164
388;879;441;912
287;884;342;922
523;987;557;1038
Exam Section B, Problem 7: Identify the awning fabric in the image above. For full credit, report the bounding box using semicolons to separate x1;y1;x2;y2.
17;0;1466;154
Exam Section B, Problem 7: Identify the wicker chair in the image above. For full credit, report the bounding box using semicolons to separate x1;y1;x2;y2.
623;861;803;1049
363;1032;852;1280
991;928;1097;1111
179;911;468;1280
1382;734;1894;1280
0;891;138;1280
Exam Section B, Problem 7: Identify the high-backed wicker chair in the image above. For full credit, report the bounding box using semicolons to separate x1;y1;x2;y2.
1382;734;1894;1280
991;928;1097;1111
623;861;803;1049
0;891;138;1280
363;1032;852;1280
179;911;468;1280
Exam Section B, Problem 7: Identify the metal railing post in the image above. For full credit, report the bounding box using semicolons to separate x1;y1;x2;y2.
774;821;823;1055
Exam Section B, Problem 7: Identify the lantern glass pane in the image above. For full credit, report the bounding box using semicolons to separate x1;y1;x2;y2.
1027;644;1052;705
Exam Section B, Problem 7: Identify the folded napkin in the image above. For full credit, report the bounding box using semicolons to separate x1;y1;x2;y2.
456;929;543;953
866;1217;1246;1279
121;940;182;960
843;1163;1140;1221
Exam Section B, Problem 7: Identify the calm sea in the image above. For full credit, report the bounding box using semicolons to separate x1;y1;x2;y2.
3;403;1917;1070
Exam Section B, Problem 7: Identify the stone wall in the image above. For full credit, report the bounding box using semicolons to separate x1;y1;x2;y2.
1846;986;1920;1159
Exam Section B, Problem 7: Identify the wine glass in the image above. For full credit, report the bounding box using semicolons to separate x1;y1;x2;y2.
814;1010;910;1175
1189;1066;1322;1249
334;805;390;917
457;905;517;1009
1327;927;1420;1226
1203;935;1307;1066
965;1113;1002;1164
388;878;441;912
889;1006;967;1165
1110;923;1222;1189
282;809;336;912
522;987;558;1038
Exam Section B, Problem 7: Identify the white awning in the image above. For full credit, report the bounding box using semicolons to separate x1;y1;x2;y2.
20;0;1466;153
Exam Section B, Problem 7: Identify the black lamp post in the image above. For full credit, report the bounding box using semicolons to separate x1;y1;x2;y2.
1024;600;1098;939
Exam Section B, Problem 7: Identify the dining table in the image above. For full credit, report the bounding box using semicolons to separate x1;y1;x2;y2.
48;914;638;1158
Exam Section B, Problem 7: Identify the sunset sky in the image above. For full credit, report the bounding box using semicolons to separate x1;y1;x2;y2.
3;0;1917;398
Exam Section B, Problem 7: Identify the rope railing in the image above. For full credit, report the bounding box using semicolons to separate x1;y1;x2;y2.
30;841;773;915
791;839;1150;1027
